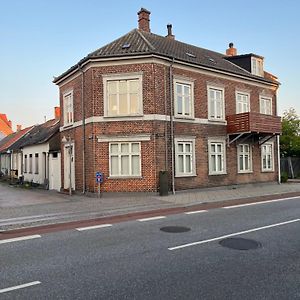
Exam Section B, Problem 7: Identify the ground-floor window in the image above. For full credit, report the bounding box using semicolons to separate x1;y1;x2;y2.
109;142;141;177
208;139;226;175
175;137;196;177
261;143;274;171
238;144;252;173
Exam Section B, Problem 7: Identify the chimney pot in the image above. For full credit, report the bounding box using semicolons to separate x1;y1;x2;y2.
226;42;237;56
166;23;175;40
137;8;151;32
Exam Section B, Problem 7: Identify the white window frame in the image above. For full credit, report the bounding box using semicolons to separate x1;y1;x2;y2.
109;142;141;177
237;144;252;173
174;79;194;119
236;91;250;114
24;154;27;173
103;73;143;117
208;139;226;175
260;96;272;115
207;85;225;121
174;137;196;177
29;154;33;174
261;142;274;172
63;90;74;126
251;57;263;76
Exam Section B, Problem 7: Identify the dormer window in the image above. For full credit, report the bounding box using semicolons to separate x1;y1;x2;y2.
251;57;263;76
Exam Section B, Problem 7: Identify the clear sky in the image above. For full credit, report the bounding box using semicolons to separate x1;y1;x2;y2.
1;0;299;129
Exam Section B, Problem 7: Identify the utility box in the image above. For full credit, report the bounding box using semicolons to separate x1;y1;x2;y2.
159;171;169;196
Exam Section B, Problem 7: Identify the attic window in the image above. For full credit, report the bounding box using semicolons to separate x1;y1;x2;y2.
251;57;263;76
122;43;131;49
208;57;215;62
186;52;196;58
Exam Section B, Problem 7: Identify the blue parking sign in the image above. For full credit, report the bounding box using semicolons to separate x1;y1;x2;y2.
96;172;103;183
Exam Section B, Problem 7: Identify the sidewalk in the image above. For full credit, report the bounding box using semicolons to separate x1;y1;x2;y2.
1;181;300;231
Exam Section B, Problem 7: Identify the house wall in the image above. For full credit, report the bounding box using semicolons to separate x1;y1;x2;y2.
23;144;49;185
58;60;279;193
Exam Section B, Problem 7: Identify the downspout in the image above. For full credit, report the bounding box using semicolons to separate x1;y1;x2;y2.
164;67;168;171
78;64;86;194
169;58;175;194
275;87;281;184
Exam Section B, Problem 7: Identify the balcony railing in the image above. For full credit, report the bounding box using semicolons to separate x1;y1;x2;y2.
226;112;281;135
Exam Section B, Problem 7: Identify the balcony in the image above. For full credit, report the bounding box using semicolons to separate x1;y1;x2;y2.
226;112;281;135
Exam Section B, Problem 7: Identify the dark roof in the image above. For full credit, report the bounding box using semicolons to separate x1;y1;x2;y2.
0;126;33;153
9;119;60;151
54;29;277;85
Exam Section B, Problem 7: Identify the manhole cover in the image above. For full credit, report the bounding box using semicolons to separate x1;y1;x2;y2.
219;237;261;250
160;226;191;233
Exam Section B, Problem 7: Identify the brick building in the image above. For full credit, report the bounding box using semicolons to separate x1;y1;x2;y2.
53;8;281;194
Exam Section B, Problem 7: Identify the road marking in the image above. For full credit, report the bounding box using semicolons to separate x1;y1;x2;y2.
0;235;41;245
138;216;166;222
76;224;112;231
0;281;41;293
185;210;208;215
168;218;300;251
223;196;300;209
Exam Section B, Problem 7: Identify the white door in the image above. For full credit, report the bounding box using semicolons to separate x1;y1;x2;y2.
64;144;75;190
49;152;61;191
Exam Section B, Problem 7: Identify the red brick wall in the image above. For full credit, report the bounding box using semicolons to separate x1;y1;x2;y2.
58;61;279;193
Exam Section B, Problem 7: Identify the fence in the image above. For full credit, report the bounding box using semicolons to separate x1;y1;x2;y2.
280;157;300;178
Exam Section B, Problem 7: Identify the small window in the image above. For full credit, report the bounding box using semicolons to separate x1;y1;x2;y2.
208;86;225;121
261;143;274;172
35;153;39;174
238;144;252;173
63;91;74;126
251;57;263;76
109;142;141;177
52;152;58;158
175;138;196;177
24;155;27;173
236;92;250;113
29;154;33;174
174;80;194;118
208;140;226;175
260;96;272;115
104;74;143;117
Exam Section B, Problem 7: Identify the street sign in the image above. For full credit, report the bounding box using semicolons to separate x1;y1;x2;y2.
96;172;104;183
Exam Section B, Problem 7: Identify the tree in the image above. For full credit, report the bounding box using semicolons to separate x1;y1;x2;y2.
280;108;300;157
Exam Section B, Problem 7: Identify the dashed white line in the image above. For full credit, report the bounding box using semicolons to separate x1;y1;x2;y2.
76;224;112;231
138;216;166;222
168;218;300;251
0;281;41;294
185;210;208;215
223;196;300;209
0;235;41;245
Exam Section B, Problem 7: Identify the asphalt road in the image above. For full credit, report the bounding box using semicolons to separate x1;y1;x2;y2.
1;197;300;299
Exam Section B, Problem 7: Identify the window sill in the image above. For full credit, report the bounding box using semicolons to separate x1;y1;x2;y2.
108;176;143;179
175;173;197;178
104;114;144;118
174;115;195;120
209;172;227;176
208;119;226;124
238;171;253;174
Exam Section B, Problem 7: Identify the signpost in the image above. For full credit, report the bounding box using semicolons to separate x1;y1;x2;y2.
96;172;103;198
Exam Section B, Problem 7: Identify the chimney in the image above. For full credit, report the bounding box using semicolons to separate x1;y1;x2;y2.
226;42;237;56
137;8;151;32
16;125;22;132
8;120;12;128
54;106;61;119
166;24;175;40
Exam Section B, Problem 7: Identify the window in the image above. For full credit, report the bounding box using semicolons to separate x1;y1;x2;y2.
208;86;224;120
52;152;58;158
174;80;194;118
238;144;252;173
175;138;196;177
29;154;33;173
35;153;39;174
63;91;74;125
251;57;263;76
236;92;250;113
208;140;226;175
109;142;141;177
24;155;27;173
261;143;274;171
260;96;272;115
104;74;142;117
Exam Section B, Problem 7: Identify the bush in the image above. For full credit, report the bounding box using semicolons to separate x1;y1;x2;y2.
281;172;288;183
